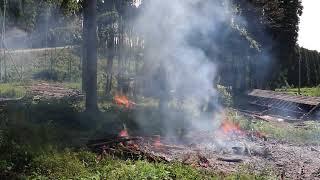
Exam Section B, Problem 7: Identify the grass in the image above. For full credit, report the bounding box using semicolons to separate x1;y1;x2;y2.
228;110;320;145
0;99;276;179
61;82;81;90
0;122;269;179
0;83;27;98
276;87;320;97
0;148;270;179
1;80;317;179
0;81;82;99
28;150;217;179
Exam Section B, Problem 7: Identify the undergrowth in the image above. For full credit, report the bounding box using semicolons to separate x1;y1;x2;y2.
228;110;320;145
276;86;320;97
0;126;269;179
0;83;26;98
0;146;270;179
0;100;274;179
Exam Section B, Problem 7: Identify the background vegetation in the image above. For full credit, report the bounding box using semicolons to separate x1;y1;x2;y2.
1;0;318;179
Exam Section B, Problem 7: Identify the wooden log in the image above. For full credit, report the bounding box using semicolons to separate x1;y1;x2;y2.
217;157;243;163
102;144;169;163
87;137;142;148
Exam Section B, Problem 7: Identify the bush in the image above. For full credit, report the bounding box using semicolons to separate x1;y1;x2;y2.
33;69;68;82
0;131;34;174
217;85;233;106
30;150;92;179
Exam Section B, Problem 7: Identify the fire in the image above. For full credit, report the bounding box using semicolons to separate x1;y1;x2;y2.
119;129;129;137
153;135;163;149
119;125;129;138
114;94;136;109
220;119;244;136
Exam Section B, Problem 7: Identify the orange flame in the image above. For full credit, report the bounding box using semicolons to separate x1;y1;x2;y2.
119;129;129;137
220;119;244;136
114;95;136;109
153;135;163;149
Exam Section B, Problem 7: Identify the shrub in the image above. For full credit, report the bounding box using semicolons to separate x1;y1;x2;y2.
30;150;92;179
33;69;68;82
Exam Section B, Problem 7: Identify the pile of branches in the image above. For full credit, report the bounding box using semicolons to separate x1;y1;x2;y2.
26;83;83;102
87;136;170;163
87;135;214;168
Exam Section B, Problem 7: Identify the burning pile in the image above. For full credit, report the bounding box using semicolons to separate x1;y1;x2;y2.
87;128;171;163
87;116;268;169
219;119;244;137
28;82;83;101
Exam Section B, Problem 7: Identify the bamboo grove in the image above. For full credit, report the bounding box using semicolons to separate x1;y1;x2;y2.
286;47;320;88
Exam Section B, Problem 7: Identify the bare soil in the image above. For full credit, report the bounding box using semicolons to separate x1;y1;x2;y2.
154;131;320;179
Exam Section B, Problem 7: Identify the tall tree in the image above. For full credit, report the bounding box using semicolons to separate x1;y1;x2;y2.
231;0;302;89
83;0;98;111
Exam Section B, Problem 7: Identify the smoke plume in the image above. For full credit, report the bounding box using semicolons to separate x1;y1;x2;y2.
133;0;244;137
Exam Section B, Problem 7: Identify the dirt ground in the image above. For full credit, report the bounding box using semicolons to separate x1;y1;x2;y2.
151;131;320;179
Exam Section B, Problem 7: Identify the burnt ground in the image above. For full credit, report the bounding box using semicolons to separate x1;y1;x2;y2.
141;130;320;179
89;123;320;179
130;129;320;179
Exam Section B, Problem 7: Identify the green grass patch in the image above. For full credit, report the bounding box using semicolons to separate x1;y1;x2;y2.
0;81;81;99
276;87;320;97
29;150;216;179
61;82;82;90
228;111;320;144
0;148;271;179
0;83;26;98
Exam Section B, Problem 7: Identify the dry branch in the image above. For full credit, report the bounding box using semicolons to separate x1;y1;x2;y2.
217;157;243;163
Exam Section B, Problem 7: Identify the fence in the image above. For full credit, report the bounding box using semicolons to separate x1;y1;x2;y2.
0;46;81;82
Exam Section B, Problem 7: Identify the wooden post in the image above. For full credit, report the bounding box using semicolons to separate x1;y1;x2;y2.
298;47;301;95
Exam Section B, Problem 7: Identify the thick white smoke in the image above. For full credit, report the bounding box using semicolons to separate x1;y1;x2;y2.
133;0;243;136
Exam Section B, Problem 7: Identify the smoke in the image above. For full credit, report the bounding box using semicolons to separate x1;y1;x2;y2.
133;0;245;137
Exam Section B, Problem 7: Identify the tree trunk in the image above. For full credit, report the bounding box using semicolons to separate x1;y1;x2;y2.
106;32;115;95
117;17;124;93
82;1;88;92
83;0;98;112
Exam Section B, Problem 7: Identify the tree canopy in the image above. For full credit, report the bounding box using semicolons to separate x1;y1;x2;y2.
0;0;304;90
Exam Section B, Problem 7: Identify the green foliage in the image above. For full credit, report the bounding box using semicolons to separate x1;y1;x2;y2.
28;150;206;179
33;69;69;81
0;101;277;179
27;150;267;179
0;130;35;174
276;87;320;97
286;47;320;87
6;47;81;82
0;0;37;31
228;110;320;145
217;85;233;106
0;83;26;98
232;0;303;89
30;150;91;179
62;82;81;90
